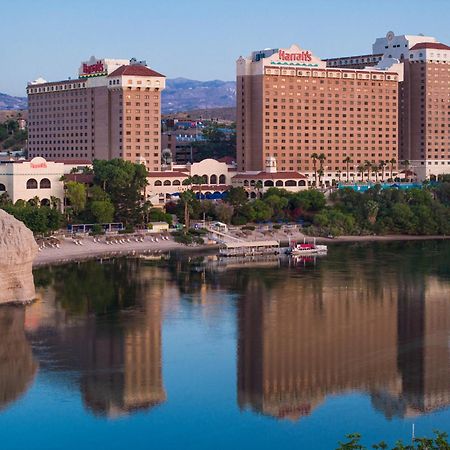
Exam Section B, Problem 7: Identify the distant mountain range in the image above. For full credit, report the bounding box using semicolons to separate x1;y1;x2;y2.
0;93;27;110
162;78;236;113
0;78;236;114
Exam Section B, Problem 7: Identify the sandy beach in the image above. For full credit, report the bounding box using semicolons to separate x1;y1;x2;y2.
32;235;209;267
32;229;450;268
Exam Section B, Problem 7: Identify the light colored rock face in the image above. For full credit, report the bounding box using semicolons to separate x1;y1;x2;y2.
0;209;38;304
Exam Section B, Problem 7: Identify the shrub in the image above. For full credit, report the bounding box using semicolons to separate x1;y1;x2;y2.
90;224;104;235
242;225;255;231
273;224;282;230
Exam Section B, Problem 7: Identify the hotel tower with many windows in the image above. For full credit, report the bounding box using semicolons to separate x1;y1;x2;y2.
26;57;165;171
236;45;402;184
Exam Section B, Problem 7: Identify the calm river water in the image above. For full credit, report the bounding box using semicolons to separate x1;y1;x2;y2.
1;241;450;449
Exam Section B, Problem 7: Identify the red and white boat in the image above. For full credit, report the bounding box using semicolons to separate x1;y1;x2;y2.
287;238;328;256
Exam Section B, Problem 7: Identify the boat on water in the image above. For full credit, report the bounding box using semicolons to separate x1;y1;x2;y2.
286;238;328;256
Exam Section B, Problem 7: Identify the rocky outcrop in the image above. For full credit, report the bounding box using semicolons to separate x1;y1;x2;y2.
0;210;38;304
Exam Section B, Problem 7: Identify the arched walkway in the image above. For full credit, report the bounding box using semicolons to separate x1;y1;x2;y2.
40;198;50;207
0;183;5;191
210;174;218;184
219;174;226;184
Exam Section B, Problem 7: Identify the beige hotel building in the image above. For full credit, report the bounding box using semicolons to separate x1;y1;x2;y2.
237;45;402;184
27;56;165;171
326;32;450;180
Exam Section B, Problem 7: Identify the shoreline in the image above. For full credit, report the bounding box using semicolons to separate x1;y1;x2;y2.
32;233;450;268
312;234;450;244
33;237;219;268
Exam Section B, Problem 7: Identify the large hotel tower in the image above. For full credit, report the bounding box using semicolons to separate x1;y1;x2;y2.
237;32;450;182
329;32;450;180
236;45;402;182
27;57;165;170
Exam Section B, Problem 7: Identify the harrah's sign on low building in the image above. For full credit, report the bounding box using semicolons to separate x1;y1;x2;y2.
278;49;312;62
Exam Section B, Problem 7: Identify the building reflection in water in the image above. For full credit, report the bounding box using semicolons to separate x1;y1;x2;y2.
2;247;449;422
25;260;168;418
237;259;450;421
0;306;38;411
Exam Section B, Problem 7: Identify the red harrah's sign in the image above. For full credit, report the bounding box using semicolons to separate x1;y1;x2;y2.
278;50;312;62
30;162;47;169
82;61;105;75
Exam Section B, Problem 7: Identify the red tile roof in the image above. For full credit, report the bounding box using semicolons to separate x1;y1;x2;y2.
232;171;307;180
9;158;92;165
410;42;450;51
108;65;165;78
147;171;188;178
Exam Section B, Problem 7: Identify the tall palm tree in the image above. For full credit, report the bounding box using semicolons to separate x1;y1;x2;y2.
401;159;411;181
372;164;380;183
379;161;386;181
311;153;319;187
318;153;326;187
343;156;352;182
357;164;365;182
364;160;372;182
317;168;324;187
389;158;396;181
180;190;195;230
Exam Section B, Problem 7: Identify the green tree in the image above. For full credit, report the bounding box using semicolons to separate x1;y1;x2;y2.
93;159;148;225
90;200;115;223
252;200;273;222
65;181;86;215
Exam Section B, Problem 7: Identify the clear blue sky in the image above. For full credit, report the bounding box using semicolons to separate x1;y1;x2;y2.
1;0;449;96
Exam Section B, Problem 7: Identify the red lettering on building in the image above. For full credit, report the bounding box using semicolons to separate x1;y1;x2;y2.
278;50;312;62
82;61;105;75
30;163;47;169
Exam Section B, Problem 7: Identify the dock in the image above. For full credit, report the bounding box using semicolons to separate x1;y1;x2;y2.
218;240;280;257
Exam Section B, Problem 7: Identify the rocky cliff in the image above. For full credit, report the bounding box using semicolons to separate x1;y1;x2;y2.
0;210;38;304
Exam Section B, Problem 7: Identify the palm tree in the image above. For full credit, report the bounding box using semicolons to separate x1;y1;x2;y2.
318;153;326;187
401;159;411;181
372;164;380;183
255;180;263;198
364;160;372;182
389;158;396;181
379;161;386;181
180;190;195;230
343;156;352;182
357;164;365;182
311;153;319;187
317;168;324;187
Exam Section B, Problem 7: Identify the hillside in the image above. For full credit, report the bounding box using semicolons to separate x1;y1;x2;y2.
0;77;237;114
0;93;27;110
162;78;236;113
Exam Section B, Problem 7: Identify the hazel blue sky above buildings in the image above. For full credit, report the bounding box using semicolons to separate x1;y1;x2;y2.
1;0;449;96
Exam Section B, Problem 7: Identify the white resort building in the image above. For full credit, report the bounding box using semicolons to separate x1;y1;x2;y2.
0;157;91;209
146;157;309;205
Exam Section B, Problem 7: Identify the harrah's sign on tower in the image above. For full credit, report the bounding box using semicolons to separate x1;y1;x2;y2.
278;49;312;62
82;60;105;75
